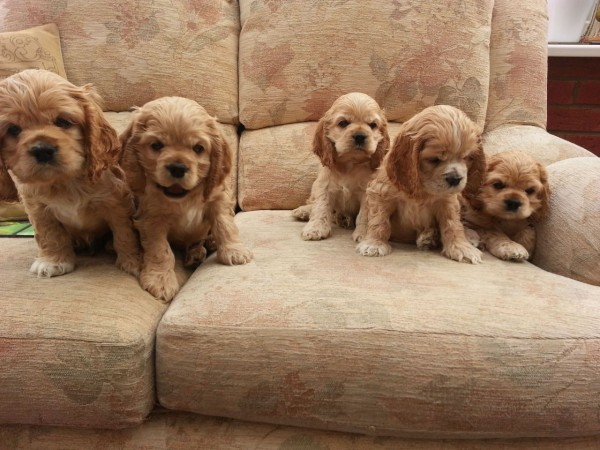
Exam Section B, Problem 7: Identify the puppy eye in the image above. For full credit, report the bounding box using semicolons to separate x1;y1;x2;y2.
525;187;536;195
338;120;350;128
369;122;377;129
493;181;505;190
7;124;21;137
54;117;73;129
150;141;164;151
193;144;204;154
428;157;441;166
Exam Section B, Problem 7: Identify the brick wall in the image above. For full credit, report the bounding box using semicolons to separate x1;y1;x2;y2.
547;57;600;157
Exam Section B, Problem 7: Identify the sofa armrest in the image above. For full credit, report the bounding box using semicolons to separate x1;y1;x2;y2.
533;157;600;286
483;125;594;166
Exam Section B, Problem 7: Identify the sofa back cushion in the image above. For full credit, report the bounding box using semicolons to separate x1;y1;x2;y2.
238;0;494;130
0;0;240;123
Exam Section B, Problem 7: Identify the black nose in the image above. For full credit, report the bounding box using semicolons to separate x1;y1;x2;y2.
353;133;367;145
167;163;188;179
505;199;522;211
30;144;57;163
445;174;463;187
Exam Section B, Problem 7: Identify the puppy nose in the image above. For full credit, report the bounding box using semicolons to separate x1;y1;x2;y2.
445;174;463;187
505;199;522;211
167;163;188;179
30;144;57;163
353;133;367;145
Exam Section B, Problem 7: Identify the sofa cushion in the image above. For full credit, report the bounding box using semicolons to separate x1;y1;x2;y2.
156;210;600;438
0;1;240;122
0;238;167;428
239;0;493;129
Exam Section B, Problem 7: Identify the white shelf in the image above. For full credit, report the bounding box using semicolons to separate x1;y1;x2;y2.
548;44;600;57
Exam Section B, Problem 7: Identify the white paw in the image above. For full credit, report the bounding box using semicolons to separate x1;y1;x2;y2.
494;242;529;262
301;221;331;241
352;229;364;243
464;228;482;249
116;254;141;277
30;258;75;278
356;239;392;257
141;269;180;303
442;242;483;264
291;205;311;222
217;244;253;265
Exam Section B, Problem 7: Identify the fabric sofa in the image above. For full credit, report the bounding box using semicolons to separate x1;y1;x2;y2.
1;0;600;448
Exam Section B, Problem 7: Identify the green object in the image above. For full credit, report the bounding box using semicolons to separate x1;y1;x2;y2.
0;221;34;237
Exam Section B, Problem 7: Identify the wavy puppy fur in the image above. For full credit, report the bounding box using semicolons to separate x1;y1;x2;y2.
292;92;390;242
357;105;485;264
120;96;252;302
0;69;140;277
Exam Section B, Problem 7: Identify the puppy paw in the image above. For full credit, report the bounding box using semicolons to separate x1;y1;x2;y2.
356;239;392;257
492;242;529;262
292;205;311;222
464;227;482;249
184;242;208;268
352;228;365;243
217;244;253;265
442;242;483;264
335;213;355;230
301;221;331;241
116;254;141;277
30;258;75;278
416;229;439;251
141;269;180;303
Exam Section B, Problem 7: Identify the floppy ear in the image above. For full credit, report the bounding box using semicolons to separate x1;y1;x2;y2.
78;84;120;181
385;125;420;197
312;117;336;169
119;113;147;195
204;125;232;199
531;162;550;222
0;155;19;202
370;120;390;170
463;139;486;201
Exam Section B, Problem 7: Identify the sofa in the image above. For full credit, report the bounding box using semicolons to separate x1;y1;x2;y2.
1;0;600;448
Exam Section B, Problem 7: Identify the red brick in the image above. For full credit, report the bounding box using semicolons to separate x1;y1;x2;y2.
575;80;600;105
547;106;600;132
558;133;600;156
547;80;576;105
548;57;600;79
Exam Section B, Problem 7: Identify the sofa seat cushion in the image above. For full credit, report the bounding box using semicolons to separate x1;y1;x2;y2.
157;210;600;439
0;238;166;428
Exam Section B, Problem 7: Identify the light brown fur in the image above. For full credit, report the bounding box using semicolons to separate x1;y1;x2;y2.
0;69;140;277
462;151;549;261
292;92;390;241
357;105;485;264
120;96;252;302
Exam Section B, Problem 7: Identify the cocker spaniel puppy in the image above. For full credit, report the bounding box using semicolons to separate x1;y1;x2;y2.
0;69;140;277
292;92;390;241
120;96;252;302
357;104;485;264
461;151;549;261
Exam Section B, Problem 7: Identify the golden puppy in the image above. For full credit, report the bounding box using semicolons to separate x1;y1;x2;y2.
357;105;485;263
292;92;390;241
0;69;140;277
461;151;549;261
120;96;252;302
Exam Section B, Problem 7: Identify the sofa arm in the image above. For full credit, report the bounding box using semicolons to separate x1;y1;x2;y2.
533;157;600;286
483;125;594;165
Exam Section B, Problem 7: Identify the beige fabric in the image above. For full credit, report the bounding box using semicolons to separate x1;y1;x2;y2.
483;125;595;166
0;23;67;79
2;411;600;449
485;0;547;132
534;157;600;287
239;0;493;129
157;210;600;438
0;238;168;428
238;123;403;211
0;1;240;122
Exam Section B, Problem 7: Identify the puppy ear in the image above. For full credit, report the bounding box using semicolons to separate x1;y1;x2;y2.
386;126;420;196
370;120;390;170
119;112;147;195
532;162;550;222
312;118;336;168
204;124;232;199
79;84;120;181
0;156;19;202
463;139;486;201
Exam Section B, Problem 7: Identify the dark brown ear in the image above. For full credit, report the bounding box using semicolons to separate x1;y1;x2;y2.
204;124;232;199
78;84;120;181
118;113;147;195
385;126;420;197
0;155;19;202
370;120;390;170
463;139;486;201
312;117;336;168
531;162;550;222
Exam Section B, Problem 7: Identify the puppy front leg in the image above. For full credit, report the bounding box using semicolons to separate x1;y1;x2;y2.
352;195;368;242
437;199;482;264
106;196;141;277
301;189;332;241
513;225;536;259
481;229;530;262
210;201;253;265
356;191;395;256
